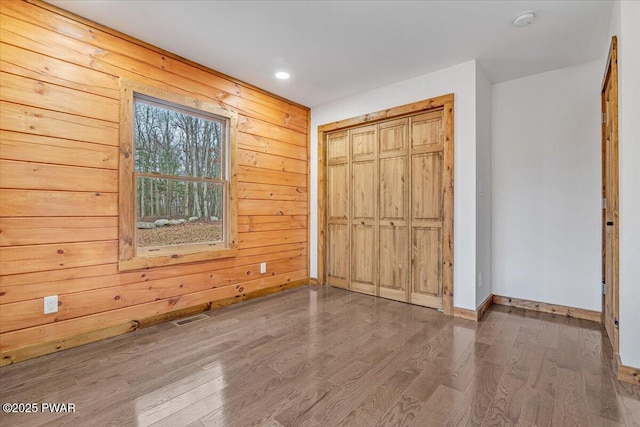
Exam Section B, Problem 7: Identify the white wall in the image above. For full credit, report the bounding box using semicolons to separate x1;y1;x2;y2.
612;0;640;369
475;64;492;307
310;60;478;310
491;60;603;311
307;2;639;366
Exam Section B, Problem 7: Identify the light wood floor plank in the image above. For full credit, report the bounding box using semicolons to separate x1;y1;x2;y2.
0;286;637;426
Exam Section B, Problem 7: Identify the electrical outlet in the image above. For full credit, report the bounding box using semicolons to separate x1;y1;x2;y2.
260;262;267;274
44;295;58;314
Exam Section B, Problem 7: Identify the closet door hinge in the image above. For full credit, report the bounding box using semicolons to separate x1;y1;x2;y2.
602;281;606;295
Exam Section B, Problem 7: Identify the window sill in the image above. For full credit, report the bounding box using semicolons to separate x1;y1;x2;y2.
118;247;238;271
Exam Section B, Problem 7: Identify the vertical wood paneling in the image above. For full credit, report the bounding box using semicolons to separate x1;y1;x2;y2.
0;0;309;362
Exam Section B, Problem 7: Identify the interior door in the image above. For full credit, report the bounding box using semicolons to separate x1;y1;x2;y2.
602;36;618;352
326;131;349;289
350;125;377;295
409;111;444;309
378;118;409;302
323;104;450;311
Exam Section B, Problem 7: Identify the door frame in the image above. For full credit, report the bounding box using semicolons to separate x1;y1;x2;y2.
317;94;455;315
601;36;619;351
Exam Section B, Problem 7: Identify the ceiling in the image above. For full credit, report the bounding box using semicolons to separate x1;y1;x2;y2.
47;1;613;108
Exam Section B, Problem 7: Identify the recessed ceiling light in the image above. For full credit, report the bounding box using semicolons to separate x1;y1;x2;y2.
513;10;536;28
275;71;290;80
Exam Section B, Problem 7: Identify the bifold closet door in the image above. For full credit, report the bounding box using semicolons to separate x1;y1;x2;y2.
350;125;377;295
378;119;409;302
409;111;444;309
325;108;446;310
326;131;349;289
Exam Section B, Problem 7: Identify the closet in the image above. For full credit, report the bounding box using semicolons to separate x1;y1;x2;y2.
325;107;450;310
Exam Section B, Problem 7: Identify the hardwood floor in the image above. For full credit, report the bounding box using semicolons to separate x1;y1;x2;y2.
0;286;638;426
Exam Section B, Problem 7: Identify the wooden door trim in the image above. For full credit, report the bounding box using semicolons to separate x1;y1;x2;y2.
601;36;618;92
318;94;454;133
307;110;312;283
601;36;619;351
318;94;455;315
493;295;601;323
614;354;640;386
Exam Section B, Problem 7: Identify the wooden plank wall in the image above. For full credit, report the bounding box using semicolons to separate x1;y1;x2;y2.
0;0;310;364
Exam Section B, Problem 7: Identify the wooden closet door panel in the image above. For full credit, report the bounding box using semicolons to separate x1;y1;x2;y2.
379;225;408;301
326;130;349;288
327;164;348;221
327;224;348;287
327;131;348;163
601;39;618;352
380;118;408;154
409;110;444;309
411;111;442;148
410;228;443;308
411;153;443;221
352;161;375;220
324;105;448;311
350;124;376;295
378;118;408;301
351;125;376;160
351;224;376;295
379;157;406;221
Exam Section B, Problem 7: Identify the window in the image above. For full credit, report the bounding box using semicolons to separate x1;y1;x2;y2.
119;79;237;271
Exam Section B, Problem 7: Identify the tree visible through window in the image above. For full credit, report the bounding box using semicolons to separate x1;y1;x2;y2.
134;97;226;252
118;79;238;271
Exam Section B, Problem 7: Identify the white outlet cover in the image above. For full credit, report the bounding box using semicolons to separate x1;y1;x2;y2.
260;262;267;274
44;295;58;314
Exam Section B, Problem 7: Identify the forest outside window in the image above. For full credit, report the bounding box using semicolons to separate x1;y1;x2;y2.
118;79;238;271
